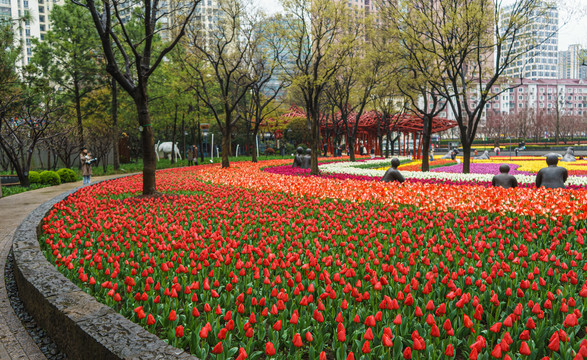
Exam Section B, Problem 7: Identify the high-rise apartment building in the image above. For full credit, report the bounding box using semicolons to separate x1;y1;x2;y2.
3;0;63;68
345;0;377;15
190;0;221;49
558;44;587;80
502;4;559;80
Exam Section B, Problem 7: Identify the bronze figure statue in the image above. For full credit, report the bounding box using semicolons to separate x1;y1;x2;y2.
491;164;518;189
561;147;576;162
536;155;568;189
302;149;311;169
292;147;304;168
382;158;405;183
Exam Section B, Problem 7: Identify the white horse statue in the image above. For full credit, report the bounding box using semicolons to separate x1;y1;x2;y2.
155;140;182;161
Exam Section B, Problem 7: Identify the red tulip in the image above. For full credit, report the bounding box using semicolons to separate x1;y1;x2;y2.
403;347;412;359
293;333;303;347
490;344;501;358
382;334;393;347
211;342;223;354
519;341;531;356
265;342;276;356
445;344;454;357
362;341;371;354
236;347;247;360
175;325;184;338
548;332;560;352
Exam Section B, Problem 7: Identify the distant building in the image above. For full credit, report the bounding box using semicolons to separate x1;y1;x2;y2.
429;79;587;128
558;44;587;80
484;79;587;118
502;4;559;80
2;0;64;69
188;0;222;50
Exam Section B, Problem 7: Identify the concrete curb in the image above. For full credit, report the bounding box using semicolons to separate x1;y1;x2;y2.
11;181;198;360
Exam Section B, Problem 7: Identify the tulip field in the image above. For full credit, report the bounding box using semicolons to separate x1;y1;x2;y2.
40;158;587;359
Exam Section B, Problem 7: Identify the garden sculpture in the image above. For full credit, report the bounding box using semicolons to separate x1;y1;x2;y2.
155;141;182;161
292;147;304;168
382;158;405;183
475;150;491;160
302;149;311;169
535;154;568;189
491;164;518;189
561;147;576;162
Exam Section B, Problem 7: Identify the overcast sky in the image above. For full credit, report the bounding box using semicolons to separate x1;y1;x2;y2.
256;0;586;49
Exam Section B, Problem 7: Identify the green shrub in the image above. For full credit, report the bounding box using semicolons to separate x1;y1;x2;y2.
57;168;77;183
28;171;41;184
39;171;61;186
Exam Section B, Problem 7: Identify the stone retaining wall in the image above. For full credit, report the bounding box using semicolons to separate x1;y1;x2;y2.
12;187;198;360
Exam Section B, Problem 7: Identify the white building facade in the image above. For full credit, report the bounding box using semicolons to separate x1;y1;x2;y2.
502;4;559;80
484;79;587;118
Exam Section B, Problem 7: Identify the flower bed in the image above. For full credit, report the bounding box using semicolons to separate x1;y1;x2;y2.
39;162;587;359
319;160;587;187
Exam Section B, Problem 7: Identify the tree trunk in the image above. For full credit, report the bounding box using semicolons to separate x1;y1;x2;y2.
310;111;319;175
112;78;120;170
462;141;471;174
74;77;84;149
421;115;433;172
221;126;230;168
171;104;178;164
181;113;185;162
135;97;157;195
196;121;204;163
346;124;356;162
251;131;258;163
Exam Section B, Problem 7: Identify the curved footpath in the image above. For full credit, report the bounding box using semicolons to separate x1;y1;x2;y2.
0;175;129;359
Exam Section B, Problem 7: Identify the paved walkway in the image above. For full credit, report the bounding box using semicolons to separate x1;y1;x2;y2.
0;174;131;360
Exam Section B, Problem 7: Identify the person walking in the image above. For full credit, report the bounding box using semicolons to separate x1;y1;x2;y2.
187;146;194;166
193;145;199;165
80;147;93;185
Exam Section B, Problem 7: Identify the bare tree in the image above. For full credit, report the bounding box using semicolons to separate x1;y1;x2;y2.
72;0;200;194
0;96;64;187
182;0;255;168
240;13;289;163
380;0;556;173
325;13;388;162
281;0;355;175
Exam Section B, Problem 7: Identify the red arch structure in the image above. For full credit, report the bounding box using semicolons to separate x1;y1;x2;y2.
274;106;458;159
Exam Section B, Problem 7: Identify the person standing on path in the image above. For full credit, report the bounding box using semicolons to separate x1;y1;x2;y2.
80;147;93;185
187;146;194;166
